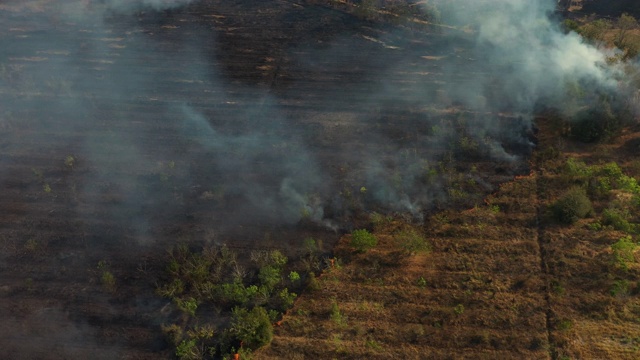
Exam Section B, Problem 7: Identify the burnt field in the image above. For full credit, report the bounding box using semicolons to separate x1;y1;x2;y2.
0;0;543;358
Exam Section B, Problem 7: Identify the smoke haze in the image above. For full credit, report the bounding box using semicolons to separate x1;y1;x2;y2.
433;0;620;114
0;0;635;239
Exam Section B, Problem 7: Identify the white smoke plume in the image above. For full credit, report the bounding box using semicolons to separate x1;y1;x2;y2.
101;0;196;12
431;0;622;113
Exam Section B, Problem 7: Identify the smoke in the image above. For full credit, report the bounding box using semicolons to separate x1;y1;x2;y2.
276;0;635;216
98;0;196;13
179;102;327;225
431;0;622;113
1;0;637;239
113;0;193;8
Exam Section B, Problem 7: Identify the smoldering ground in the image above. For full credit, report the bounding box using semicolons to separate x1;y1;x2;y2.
0;307;121;359
0;0;636;242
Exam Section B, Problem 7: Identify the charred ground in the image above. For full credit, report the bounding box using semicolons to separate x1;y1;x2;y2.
0;1;637;359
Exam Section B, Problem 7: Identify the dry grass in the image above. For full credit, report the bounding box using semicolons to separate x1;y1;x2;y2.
257;119;640;359
258;177;549;359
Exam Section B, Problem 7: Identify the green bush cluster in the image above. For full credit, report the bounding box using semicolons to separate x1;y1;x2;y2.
228;306;273;350
611;236;637;270
551;186;593;224
156;244;308;358
350;229;378;252
561;159;640;232
569;100;625;143
602;208;636;233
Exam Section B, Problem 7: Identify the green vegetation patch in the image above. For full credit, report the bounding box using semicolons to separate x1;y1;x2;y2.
155;243;316;358
551;186;593;224
350;229;378;252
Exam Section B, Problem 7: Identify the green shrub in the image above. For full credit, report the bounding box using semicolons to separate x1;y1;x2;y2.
175;297;199;317
330;300;346;326
288;271;300;283
611;279;630;297
229;306;273;350
602;208;635;233
551;186;593;224
258;265;282;292
175;339;199;360
365;338;382;351
303;237;319;254
564;158;593;178
157;278;185;299
588;176;612;199
250;249;287;269
611;235;637;270
161;324;183;346
216;282;258;305
563;19;580;33
268;250;287;268
453;304;465;315
101;271;116;293
370;212;392;232
570;100;623;143
600;162;624;180
278;288;297;309
619;175;640;193
395;228;430;254
350;229;378;252
306;272;321;292
556;319;573;331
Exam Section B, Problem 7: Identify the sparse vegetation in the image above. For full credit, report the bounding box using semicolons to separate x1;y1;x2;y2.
611;235;637;270
610;279;631;297
97;260;116;293
64;155;75;169
329;299;346;327
395;227;430;254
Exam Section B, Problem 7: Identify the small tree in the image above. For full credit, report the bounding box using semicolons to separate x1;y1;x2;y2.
579;19;610;48
258;265;282;293
350;229;378;252
229;306;273;350
175;339;199;360
551;186;593;224
614;13;638;48
288;271;300;283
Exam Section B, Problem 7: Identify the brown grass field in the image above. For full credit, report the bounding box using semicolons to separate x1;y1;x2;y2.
258;118;640;360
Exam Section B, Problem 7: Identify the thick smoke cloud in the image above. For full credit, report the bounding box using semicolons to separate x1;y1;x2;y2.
101;0;196;12
431;0;621;112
